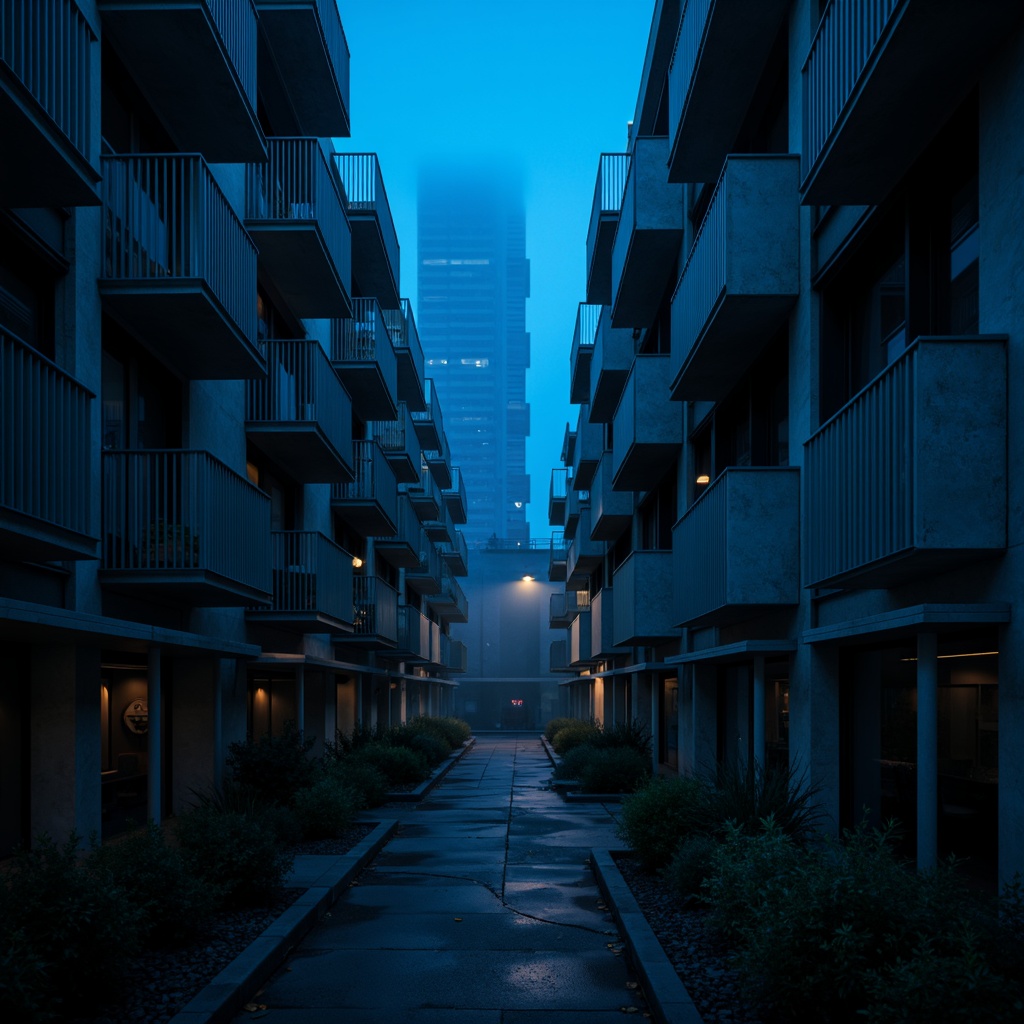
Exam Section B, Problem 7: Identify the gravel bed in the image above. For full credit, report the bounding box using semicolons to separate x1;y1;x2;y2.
70;823;375;1024
614;854;765;1024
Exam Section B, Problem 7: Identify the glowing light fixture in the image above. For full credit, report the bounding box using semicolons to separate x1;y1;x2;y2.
521;574;535;583
352;556;364;568
696;474;710;485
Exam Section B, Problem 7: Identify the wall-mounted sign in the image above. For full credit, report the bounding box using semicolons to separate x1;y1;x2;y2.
511;698;524;706
123;698;149;735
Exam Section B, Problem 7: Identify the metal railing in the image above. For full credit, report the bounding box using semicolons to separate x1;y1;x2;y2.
443;465;467;515
372;400;414;456
802;0;900;180
412;377;443;440
408;537;442;589
667;0;712;143
549;467;568;504
247;339;349;454
1;330;93;538
209;0;257;108
441;529;468;570
246;136;350;285
266;530;350;622
310;0;350;119
382;299;424;380
332;296;390;362
333;439;397;518
102;450;270;593
333;152;400;287
352;574;398;642
574;302;601;349
398;604;430;660
0;0;95;158
434;569;468;620
100;154;257;345
586;152;630;268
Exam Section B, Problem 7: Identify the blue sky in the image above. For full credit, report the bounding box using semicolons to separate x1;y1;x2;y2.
336;0;652;538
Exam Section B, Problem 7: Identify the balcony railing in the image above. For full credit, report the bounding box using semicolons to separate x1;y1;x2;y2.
443;466;467;524
667;0;712;168
373;493;423;569
406;540;442;595
101;449;271;603
382;299;426;411
585;153;630;305
99;153;261;378
352;574;398;645
403;459;441;522
332;439;398;536
371;400;420;484
331;296;399;420
411;377;443;451
549;467;569;526
804;336;1007;588
1;330;95;559
245;137;351;316
440;528;469;576
397;604;430;661
591;454;632;541
431;569;468;622
612;354;682;490
246;338;352;482
549;531;568;583
570;302;601;404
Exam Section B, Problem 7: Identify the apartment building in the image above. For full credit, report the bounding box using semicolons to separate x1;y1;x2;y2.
549;0;1022;886
0;0;468;854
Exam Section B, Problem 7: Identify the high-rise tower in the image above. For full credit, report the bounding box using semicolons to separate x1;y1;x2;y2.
417;165;531;547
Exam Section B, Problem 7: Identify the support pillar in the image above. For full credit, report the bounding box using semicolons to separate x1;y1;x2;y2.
147;645;162;823
296;664;306;738
917;632;938;871
753;656;766;769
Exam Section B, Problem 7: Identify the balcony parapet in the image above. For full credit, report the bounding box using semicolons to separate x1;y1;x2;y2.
549;467;569;527
371;401;420;484
612;354;682;491
570;302;600;404
571;407;602;492
449;637;468;674
550;588;589;629
411;377;443;452
591;454;632;542
331;439;398;538
440;529;468;576
443;466;467;525
381;299;426;412
613;550;679;645
586;153;629;306
396;604;431;661
548;531;568;583
373;493;423;570
331;296;399;421
566;505;602;585
569;607;593;667
589;305;635;424
350;574;398;647
590;587;615;660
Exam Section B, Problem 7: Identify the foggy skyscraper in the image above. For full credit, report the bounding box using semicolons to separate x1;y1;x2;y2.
417;165;531;547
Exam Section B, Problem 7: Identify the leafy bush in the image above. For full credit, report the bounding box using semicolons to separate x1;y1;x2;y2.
551;720;602;754
348;741;429;787
662;833;718;899
578;746;650;793
391;724;451;767
552;742;598;781
544;716;579;742
91;823;215;946
617;776;708;871
409;715;470;748
322;753;389;808
175;804;293;908
0;928;53;1022
0;833;141;1014
293;777;360;839
226;723;316;807
592;719;652;758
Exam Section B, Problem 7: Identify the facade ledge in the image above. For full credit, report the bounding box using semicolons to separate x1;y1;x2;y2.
668;640;797;665
801;603;1011;646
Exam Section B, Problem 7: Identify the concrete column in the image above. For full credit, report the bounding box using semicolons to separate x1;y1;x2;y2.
296;665;305;738
593;678;605;727
753;656;766;769
679;669;695;775
648;674;660;774
147;645;161;823
692;664;718;776
917;632;938;871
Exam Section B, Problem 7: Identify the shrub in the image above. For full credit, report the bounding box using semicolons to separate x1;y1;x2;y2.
617;775;708;871
592;719;652;758
175;804;293;908
91;823;215;946
391;724;451;767
551;720;602;754
324;756;389;809
578;746;651;794
349;741;429;787
0;928;53;1022
226;723;316;807
293;777;360;839
408;715;470;748
544;716;579;742
552;742;597;781
662;833;718;899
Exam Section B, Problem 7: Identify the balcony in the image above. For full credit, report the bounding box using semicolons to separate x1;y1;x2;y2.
371;402;420;484
443;467;467;525
411;377;443;452
403;460;441;523
590;587;615;660
549;467;568;527
612;355;682;491
425;431;452;490
0;331;96;561
666;0;790;183
440;529;468;576
98;0;263;161
407;542;442;596
675;467;800;626
569;608;593;667
550;588;588;629
349;575;398;649
254;0;350;137
448;638;468;674
331;297;399;422
613;551;679;646
247;530;352;633
550;640;568;673
610;138;684;329
382;299;426;412
0;0;100;205
586;153;630;306
570;303;600;404
99;154;262;380
802;0;1019;204
804;336;1007;588
331;440;397;538
245;137;351;317
670;155;800;402
571;407;602;491
589;305;635;424
549;531;567;583
334;153;399;309
591;455;632;542
424;504;454;543
101;450;271;605
564;487;587;542
566;505;602;585
374;493;422;570
430;570;468;623
246;339;353;483
396;604;431;661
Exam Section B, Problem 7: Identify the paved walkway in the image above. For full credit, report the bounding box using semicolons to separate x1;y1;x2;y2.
233;734;645;1022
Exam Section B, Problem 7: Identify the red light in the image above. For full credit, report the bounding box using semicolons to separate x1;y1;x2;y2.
511;699;523;706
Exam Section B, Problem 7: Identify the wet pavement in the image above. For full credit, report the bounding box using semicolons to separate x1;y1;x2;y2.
232;733;644;1022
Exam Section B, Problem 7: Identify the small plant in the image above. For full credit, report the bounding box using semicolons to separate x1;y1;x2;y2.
551;720;602;754
592;719;652;758
617;775;708;871
293;777;360;839
226;723;317;807
577;746;650;794
391;723;451;766
415;715;471;747
544;716;579;742
662;833;718;899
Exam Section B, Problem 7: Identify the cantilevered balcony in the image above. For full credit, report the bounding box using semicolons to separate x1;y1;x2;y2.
334;153;399;309
569;607;593;667
350;575;398;649
586;153;630;306
550;589;588;629
449;638;468;674
550;640;569;673
254;0;350;137
591;455;632;542
101;450;271;605
98;0;263;161
374;493;422;570
411;378;443;452
246;339;353;483
549;467;568;527
571;407;602;492
801;0;1019;204
804;336;1007;589
589;305;634;424
402;460;441;523
564;487;587;542
430;570;468;623
443;467;467;525
613;551;679;645
666;0;790;183
424;504;454;543
549;532;568;582
395;604;431;662
0;0;100;205
247;530;352;633
245;137;351;317
0;331;96;561
331;440;397;538
670;155;799;402
566;505;602;585
406;542;442;596
331;297;399;421
382;299;426;412
425;431;452;490
371;402;420;484
99;154;262;380
570;303;600;404
675;468;799;626
610;138;684;329
612;355;682;491
590;587;615;660
440;529;468;576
